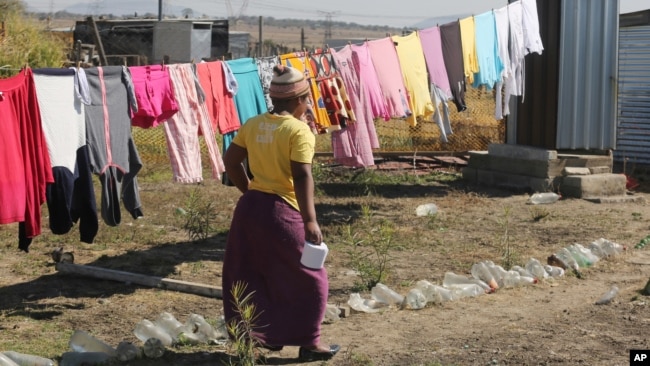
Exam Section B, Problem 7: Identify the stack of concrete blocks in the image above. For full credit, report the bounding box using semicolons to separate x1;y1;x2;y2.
462;144;630;201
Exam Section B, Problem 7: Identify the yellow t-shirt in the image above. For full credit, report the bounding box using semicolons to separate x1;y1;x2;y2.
232;112;315;211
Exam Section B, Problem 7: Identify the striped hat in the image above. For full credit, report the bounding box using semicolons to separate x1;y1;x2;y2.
269;65;310;99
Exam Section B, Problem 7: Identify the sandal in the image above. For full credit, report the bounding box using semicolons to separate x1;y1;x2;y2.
257;342;283;351
298;344;341;361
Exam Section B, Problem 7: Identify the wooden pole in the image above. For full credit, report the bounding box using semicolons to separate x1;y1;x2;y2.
55;262;222;299
86;16;108;66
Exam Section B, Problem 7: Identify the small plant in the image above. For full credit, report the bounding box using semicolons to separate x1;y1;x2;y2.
529;206;550;222
343;220;396;291
498;206;519;270
226;281;263;366
182;187;217;241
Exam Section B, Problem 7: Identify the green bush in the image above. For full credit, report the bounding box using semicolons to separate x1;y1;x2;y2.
1;1;67;77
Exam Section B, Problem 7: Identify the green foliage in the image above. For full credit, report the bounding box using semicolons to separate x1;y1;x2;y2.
0;4;68;77
226;281;263;366
182;187;217;241
528;206;550;222
342;219;396;291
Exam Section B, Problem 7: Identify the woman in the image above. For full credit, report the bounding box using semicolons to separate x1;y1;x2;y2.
221;65;339;361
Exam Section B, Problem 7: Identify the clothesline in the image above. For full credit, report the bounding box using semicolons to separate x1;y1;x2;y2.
0;0;543;252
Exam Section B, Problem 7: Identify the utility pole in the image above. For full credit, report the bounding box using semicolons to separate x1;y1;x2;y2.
317;10;339;42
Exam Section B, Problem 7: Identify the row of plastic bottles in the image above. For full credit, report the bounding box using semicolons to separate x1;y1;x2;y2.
548;238;625;277
348;258;567;312
134;312;228;348
0;312;229;366
0;351;55;366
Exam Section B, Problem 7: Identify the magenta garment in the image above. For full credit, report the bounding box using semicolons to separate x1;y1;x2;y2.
222;190;328;347
367;37;411;119
350;42;390;121
129;65;179;128
329;46;378;167
419;26;452;99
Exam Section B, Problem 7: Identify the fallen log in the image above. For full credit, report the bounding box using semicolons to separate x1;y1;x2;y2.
55;262;222;299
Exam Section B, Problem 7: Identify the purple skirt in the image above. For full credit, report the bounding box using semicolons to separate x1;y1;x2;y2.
222;190;328;346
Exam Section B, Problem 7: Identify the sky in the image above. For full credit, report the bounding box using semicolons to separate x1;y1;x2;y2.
22;0;650;28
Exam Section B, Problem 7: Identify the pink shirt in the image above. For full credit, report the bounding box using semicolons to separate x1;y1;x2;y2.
350;42;390;121
419;26;452;99
367;37;411;119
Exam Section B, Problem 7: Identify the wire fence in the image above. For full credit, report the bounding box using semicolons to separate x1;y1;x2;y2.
133;86;505;172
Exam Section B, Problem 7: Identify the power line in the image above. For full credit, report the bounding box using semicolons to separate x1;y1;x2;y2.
317;10;339;40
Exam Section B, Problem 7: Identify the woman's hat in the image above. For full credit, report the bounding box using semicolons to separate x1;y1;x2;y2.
269;65;310;99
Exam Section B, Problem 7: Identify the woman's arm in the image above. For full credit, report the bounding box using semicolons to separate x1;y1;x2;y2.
291;160;322;244
223;143;250;194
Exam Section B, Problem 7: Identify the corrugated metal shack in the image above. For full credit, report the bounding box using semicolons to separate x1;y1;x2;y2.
73;18;229;65
616;9;650;165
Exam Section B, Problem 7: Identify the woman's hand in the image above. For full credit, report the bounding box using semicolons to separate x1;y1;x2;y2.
304;221;322;245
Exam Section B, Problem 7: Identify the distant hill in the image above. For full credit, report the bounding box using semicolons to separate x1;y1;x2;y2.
62;0;217;18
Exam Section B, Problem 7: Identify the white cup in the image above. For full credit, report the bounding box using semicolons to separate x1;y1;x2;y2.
301;242;329;269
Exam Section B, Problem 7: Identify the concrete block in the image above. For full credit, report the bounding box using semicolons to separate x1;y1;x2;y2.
467;153;562;178
473;169;555;193
558;154;612;169
589;166;611;174
561;173;627;198
488;143;557;161
461;167;478;183
563;167;591;176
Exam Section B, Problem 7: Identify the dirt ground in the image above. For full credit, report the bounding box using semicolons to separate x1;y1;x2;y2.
1;160;650;366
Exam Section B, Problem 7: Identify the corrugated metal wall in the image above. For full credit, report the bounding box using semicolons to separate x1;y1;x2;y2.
616;24;650;164
512;0;619;151
555;0;619;150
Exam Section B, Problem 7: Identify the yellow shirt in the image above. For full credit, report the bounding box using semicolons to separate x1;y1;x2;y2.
459;16;479;85
232;112;315;211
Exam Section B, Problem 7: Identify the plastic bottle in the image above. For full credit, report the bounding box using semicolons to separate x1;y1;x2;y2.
554;248;581;274
449;283;485;299
415;203;438;217
484;261;509;288
142;338;165;359
184;313;222;344
502;271;536;287
566;244;592;267
116;341;142;362
544;264;565;277
371;283;405;306
573;243;600;264
442;272;491;293
525;258;549;281
1;351;55;366
403;288;427;310
322;303;341;323
0;353;20;366
595;285;619;305
213;315;228;340
153;312;184;341
511;265;533;278
470;262;498;291
59;352;114;366
528;192;561;204
134;319;173;347
589;238;625;258
347;293;386;313
415;280;454;303
68;330;118;357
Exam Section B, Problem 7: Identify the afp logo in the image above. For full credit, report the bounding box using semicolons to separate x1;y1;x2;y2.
630;350;649;364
